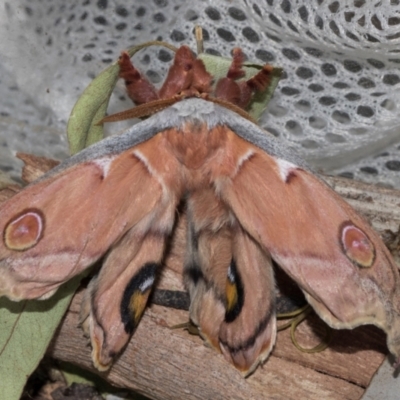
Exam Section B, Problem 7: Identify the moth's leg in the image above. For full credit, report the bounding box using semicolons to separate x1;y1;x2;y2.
118;51;159;104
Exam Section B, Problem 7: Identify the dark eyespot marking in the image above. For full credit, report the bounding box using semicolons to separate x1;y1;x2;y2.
225;259;245;323
4;209;45;251
120;262;158;334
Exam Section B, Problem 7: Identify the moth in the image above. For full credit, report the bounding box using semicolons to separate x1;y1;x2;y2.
1;43;400;377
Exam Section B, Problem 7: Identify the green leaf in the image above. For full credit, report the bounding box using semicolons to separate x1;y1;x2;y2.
0;275;83;400
67;62;120;155
199;53;283;121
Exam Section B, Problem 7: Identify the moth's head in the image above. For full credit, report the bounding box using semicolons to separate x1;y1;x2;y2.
101;42;282;124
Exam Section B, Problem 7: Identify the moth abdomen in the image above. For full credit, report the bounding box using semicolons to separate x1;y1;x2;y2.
120;262;159;334
183;218;204;291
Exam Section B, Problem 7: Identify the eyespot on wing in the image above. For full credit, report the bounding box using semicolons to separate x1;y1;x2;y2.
340;223;375;268
4;209;44;251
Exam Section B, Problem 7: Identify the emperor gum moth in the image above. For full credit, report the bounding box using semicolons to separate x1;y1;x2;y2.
0;44;399;376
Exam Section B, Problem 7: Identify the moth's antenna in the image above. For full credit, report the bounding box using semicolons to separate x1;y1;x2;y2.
195;25;204;54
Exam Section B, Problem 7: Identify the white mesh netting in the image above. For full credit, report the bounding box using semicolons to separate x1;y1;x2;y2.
0;0;400;187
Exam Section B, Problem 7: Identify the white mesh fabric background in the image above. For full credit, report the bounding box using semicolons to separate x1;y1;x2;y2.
0;0;400;188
